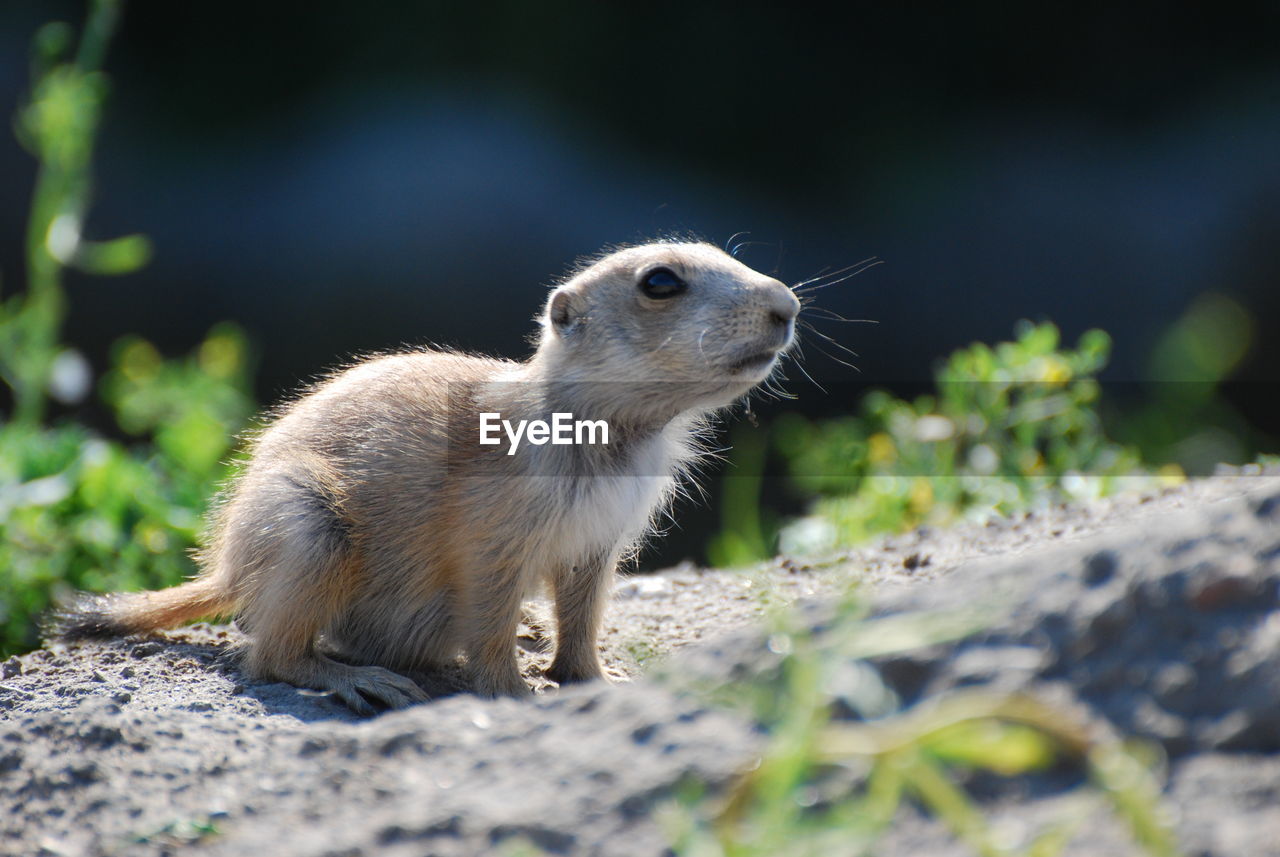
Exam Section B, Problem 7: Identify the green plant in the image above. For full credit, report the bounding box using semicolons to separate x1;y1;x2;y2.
0;1;254;656
1119;292;1263;472
0;326;253;655
707;427;775;568
664;597;1180;857
621;637;663;670
5;0;150;428
713;321;1176;564
132;815;223;848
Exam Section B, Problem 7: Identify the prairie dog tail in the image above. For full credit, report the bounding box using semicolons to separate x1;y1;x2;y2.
45;575;235;641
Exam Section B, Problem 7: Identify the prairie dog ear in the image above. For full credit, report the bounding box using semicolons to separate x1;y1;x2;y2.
548;288;582;335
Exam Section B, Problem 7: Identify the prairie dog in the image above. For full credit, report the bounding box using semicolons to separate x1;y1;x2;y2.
51;241;800;713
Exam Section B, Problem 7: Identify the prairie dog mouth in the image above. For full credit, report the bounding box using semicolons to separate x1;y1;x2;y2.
727;350;781;374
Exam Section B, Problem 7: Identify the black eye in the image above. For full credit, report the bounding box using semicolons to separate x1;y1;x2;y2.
639;267;688;299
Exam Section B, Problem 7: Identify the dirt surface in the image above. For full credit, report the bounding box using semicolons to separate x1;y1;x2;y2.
2;471;1278;856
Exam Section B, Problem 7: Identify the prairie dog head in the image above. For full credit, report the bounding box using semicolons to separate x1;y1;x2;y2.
535;241;800;423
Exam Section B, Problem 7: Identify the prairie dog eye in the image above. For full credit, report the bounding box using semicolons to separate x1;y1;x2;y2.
639;267;688;299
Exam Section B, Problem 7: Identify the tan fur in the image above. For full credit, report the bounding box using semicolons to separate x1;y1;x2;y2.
51;241;800;713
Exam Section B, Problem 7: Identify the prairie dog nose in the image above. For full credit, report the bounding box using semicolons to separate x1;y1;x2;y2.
763;279;800;328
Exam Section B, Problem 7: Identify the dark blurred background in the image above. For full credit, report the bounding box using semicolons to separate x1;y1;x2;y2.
2;1;1278;567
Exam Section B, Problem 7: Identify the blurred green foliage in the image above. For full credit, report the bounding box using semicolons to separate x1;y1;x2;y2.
0;1;253;656
0;328;252;655
1120;292;1262;473
711;322;1181;565
665;597;1180;857
5;0;151;429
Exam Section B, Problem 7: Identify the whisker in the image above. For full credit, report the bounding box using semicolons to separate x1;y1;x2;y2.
724;231;751;257
794;258;884;295
802;306;880;324
790;256;881;292
791;265;835;291
798;320;861;359
733;240;774;259
783;350;828;394
794;260;883;294
808;342;862;372
647;332;677;355
783;262;844;291
760;372;797;401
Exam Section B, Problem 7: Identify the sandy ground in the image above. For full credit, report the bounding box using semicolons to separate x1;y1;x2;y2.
2;470;1278;856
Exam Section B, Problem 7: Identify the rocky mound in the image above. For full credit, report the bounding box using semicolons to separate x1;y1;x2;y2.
2;473;1277;856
